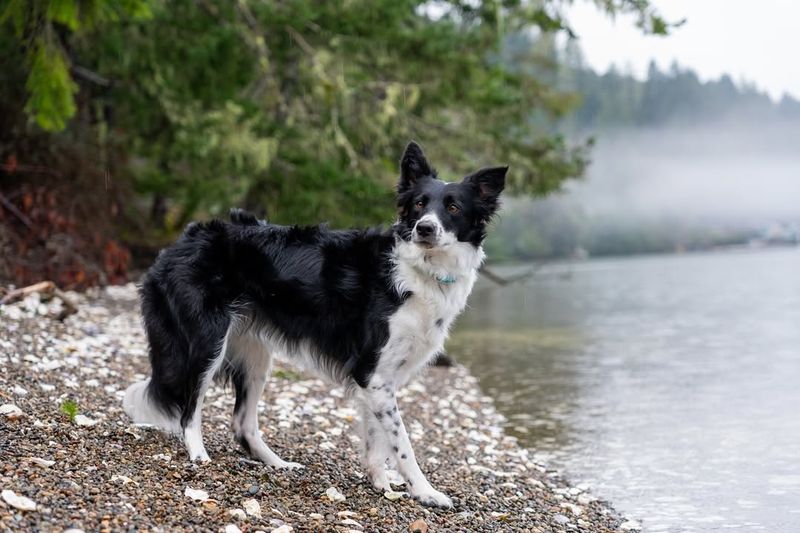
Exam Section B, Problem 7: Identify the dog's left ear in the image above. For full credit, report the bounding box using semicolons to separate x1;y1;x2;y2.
399;141;433;192
464;166;507;218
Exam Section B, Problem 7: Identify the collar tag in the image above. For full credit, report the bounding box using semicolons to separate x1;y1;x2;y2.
436;274;457;285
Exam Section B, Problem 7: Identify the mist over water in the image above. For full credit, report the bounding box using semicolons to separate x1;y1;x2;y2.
567;121;800;223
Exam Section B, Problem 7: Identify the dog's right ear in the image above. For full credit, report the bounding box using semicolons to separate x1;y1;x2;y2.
398;141;433;192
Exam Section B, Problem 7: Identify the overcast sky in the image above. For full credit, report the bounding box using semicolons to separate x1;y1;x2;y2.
564;0;800;100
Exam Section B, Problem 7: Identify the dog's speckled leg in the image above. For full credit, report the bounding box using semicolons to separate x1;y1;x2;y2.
361;380;453;508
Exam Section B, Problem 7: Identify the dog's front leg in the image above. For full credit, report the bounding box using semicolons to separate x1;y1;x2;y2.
361;381;453;508
358;402;392;492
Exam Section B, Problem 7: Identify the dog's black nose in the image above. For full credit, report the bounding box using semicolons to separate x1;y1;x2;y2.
416;221;436;238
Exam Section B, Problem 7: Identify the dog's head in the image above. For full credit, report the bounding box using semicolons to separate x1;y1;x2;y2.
395;141;507;250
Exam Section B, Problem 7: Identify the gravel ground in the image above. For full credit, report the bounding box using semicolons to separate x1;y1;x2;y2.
0;284;633;532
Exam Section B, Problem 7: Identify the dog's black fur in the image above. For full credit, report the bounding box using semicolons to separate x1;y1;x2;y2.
141;218;405;425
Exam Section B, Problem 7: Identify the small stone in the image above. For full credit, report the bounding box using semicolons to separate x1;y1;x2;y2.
324;486;346;502
340;518;363;529
247;483;260;495
2;489;37;511
620;520;642;531
224;525;242;533
28;457;55;468
73;414;98;426
383;490;406;501
309;513;324;520
270;526;293;533
13;385;28;396
561;502;583;516
110;475;137;486
243;498;261;518
185;487;209;502
553;513;570;525
229;509;247;521
409;518;429;533
0;403;23;419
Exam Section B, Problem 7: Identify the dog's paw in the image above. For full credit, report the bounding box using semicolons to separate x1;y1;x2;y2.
365;465;391;492
189;451;211;463
412;488;453;509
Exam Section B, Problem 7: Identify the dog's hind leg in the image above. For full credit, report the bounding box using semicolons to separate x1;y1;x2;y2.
181;343;227;462
180;320;236;462
229;334;303;469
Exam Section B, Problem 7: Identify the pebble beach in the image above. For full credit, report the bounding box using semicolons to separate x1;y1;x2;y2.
0;284;634;532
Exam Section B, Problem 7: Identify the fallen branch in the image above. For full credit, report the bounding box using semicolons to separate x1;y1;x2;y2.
0;280;78;320
0;192;34;230
479;264;542;286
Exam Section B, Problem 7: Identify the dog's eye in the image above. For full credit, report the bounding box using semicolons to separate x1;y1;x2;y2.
447;204;460;214
415;201;424;209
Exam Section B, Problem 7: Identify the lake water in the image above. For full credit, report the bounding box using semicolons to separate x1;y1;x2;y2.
448;248;800;532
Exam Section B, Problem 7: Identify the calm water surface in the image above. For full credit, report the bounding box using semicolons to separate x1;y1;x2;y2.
448;248;800;532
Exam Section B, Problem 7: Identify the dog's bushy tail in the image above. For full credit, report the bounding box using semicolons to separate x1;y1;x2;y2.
229;208;265;226
123;379;182;434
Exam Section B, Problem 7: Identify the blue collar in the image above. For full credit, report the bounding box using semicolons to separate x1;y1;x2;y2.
435;274;457;285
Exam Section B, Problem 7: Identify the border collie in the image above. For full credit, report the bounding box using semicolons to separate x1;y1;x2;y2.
123;142;506;508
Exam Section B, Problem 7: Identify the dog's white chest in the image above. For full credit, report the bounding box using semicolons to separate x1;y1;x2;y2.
379;264;478;384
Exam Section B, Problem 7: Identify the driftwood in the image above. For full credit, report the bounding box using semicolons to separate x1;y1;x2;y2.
0;280;78;320
479;264;542;286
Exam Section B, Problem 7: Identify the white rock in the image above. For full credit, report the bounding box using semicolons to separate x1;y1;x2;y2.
73;414;98;426
2;489;37;511
325;486;346;502
383;490;406;501
39;383;55;392
336;510;359;518
340;518;363;529
560;502;583;516
270;526;293;533
229;509;246;521
243;498;261;518
309;513;324;520
0;404;23;418
28;457;55;468
184;487;209;501
13;385;28;396
620;520;642;531
224;525;242;533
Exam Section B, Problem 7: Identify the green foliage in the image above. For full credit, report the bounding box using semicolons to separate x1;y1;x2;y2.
59;399;79;421
1;0;671;234
1;0;151;131
24;39;77;131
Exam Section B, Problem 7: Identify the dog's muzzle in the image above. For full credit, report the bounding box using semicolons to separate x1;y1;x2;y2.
413;220;440;247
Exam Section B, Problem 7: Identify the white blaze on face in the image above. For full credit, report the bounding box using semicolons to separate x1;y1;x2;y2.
415;213;456;246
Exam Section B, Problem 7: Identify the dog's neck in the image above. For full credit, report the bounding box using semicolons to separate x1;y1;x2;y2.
391;238;484;307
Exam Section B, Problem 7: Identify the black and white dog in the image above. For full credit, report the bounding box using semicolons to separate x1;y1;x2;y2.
124;142;506;507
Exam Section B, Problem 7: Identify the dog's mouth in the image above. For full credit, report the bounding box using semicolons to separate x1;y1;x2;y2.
413;236;437;249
